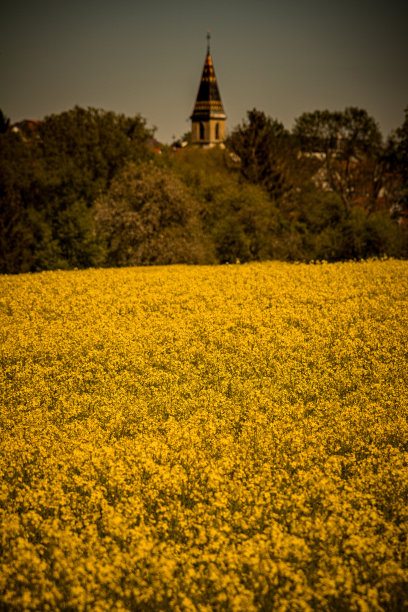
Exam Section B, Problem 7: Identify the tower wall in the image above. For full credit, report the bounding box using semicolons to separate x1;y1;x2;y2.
191;118;226;146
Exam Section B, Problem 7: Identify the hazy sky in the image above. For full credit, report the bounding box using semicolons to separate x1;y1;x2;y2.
2;0;407;143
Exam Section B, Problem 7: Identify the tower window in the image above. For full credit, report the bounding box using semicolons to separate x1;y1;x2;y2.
215;123;219;140
199;122;205;140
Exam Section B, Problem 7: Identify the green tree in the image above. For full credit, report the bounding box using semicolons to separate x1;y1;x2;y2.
0;110;10;134
0;107;153;273
170;148;282;263
227;109;306;210
293;107;384;213
36;106;153;210
384;106;408;223
0;129;39;273
94;162;215;266
54;201;106;269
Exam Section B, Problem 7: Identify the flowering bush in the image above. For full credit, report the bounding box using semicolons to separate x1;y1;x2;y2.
1;260;407;611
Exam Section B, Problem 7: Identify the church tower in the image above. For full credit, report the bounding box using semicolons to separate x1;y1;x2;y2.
190;33;226;147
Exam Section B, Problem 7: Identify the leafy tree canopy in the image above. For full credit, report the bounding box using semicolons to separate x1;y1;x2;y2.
227;108;307;209
0;110;10;134
1;104;406;273
294;107;382;156
94;161;215;267
35;106;154;209
170;148;283;263
385;106;408;219
293;107;384;212
0;107;153;273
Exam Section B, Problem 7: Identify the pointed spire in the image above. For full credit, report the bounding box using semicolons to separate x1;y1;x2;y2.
190;34;226;121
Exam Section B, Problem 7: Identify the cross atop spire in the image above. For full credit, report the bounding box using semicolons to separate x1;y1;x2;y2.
206;30;211;55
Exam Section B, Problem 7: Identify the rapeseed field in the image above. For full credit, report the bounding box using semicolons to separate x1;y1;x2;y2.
1;260;407;611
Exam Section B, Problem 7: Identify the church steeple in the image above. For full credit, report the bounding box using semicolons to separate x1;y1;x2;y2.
191;33;226;147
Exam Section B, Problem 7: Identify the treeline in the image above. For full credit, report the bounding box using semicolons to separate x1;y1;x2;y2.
0;105;407;273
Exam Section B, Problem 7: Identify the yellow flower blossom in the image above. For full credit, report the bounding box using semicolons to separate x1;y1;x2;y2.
1;260;407;610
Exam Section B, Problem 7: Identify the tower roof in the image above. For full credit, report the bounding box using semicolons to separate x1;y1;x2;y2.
191;43;226;121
